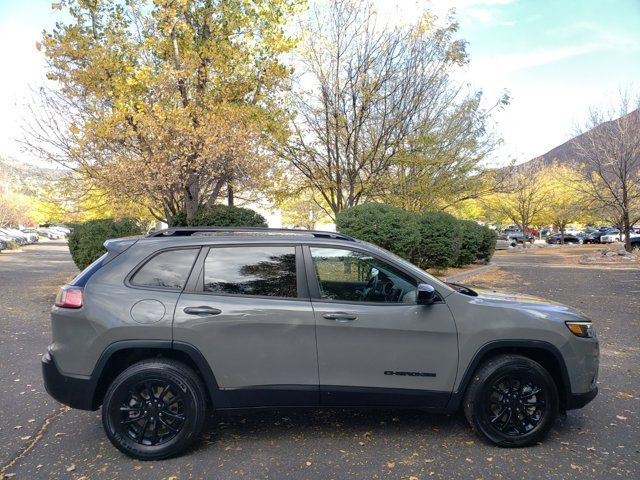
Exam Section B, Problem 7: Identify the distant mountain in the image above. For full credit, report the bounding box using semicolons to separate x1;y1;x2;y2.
0;157;63;196
519;108;640;170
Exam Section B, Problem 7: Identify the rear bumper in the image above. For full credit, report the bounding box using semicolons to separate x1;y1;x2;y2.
42;349;97;410
566;386;598;410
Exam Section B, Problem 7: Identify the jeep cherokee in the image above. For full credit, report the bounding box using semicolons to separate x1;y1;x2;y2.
42;227;599;459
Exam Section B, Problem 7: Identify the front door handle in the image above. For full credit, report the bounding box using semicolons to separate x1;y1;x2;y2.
322;312;357;321
183;306;222;316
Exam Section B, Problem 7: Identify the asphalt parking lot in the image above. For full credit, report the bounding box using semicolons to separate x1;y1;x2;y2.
0;242;638;479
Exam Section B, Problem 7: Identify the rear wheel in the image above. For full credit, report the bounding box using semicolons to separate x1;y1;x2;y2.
102;359;207;460
463;355;558;447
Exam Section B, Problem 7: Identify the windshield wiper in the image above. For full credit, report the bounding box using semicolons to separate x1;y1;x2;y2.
447;282;478;296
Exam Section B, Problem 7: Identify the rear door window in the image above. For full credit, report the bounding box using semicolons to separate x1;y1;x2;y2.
203;246;298;298
130;248;198;290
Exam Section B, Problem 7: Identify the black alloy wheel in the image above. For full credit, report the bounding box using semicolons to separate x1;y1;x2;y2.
484;374;548;436
117;379;186;446
463;354;558;447
102;359;207;460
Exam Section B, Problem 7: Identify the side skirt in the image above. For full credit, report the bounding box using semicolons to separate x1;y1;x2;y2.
214;385;451;411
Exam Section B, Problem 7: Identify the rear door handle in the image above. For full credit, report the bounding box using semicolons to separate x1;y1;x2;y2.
322;312;357;321
183;306;222;316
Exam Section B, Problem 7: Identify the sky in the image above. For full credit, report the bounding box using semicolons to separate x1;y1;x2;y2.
0;0;639;168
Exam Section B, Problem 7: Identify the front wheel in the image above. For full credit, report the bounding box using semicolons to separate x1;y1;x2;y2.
463;355;558;447
102;359;207;460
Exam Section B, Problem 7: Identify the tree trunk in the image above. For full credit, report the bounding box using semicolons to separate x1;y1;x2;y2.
227;184;234;207
623;212;632;252
184;195;199;222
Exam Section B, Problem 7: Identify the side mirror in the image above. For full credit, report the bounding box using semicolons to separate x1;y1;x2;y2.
417;283;436;305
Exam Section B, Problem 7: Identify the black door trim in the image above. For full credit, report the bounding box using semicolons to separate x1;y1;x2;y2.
320;385;450;410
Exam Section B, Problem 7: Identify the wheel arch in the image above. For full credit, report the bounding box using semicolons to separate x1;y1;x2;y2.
447;340;571;413
90;340;221;410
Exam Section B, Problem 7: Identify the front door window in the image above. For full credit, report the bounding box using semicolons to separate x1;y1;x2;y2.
309;247;417;303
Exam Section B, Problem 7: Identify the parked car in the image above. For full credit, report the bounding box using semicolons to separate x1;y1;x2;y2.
40;229;61;240
506;231;535;244
0;228;29;245
545;233;583;244
10;227;38;243
600;231;625;243
19;228;42;242
51;225;71;235
27;228;61;240
601;232;640;244
496;234;517;249
505;226;539;237
631;237;640;251
43;227;598;459
0;239;7;251
582;230;606;244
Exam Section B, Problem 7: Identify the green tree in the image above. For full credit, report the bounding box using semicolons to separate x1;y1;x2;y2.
284;0;505;219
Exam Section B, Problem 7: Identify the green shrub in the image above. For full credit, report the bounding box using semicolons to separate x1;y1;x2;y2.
170;205;267;228
68;219;143;270
333;203;490;271
477;225;497;262
414;211;462;270
7;240;19;250
455;220;484;267
336;203;420;260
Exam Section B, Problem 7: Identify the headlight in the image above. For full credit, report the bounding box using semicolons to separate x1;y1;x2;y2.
565;321;594;338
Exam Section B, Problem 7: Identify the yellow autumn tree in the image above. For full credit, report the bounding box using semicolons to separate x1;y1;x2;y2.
24;0;299;224
537;163;591;237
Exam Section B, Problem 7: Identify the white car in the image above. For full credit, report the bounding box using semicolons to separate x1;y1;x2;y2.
600;232;640;243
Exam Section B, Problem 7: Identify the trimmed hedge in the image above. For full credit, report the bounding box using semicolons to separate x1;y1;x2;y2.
478;225;498;262
413;211;462;269
171;205;267;228
335;204;419;260
455;219;484;267
68;219;143;270
336;204;496;270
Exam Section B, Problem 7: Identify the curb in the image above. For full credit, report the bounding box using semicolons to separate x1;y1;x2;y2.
443;263;497;283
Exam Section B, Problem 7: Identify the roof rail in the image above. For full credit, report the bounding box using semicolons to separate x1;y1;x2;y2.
146;227;356;242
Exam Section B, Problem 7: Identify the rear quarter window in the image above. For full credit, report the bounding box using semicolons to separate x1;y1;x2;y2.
130;248;198;290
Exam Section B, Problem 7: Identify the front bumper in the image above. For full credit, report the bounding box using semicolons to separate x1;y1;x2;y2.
566;386;598;410
42;349;97;410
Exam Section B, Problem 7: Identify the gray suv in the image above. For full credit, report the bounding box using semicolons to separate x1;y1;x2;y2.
42;228;598;459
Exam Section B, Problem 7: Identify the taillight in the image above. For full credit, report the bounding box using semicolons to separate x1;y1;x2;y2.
55;286;83;309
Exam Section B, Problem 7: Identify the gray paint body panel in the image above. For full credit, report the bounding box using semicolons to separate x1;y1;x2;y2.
313;302;458;392
174;293;318;388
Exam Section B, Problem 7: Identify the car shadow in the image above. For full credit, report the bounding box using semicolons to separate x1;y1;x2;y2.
200;407;468;444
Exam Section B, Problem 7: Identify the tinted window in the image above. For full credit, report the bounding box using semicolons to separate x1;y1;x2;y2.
130;249;198;289
204;246;297;297
310;247;417;303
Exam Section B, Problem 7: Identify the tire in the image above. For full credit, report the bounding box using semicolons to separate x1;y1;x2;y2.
463;354;558;447
102;359;207;460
